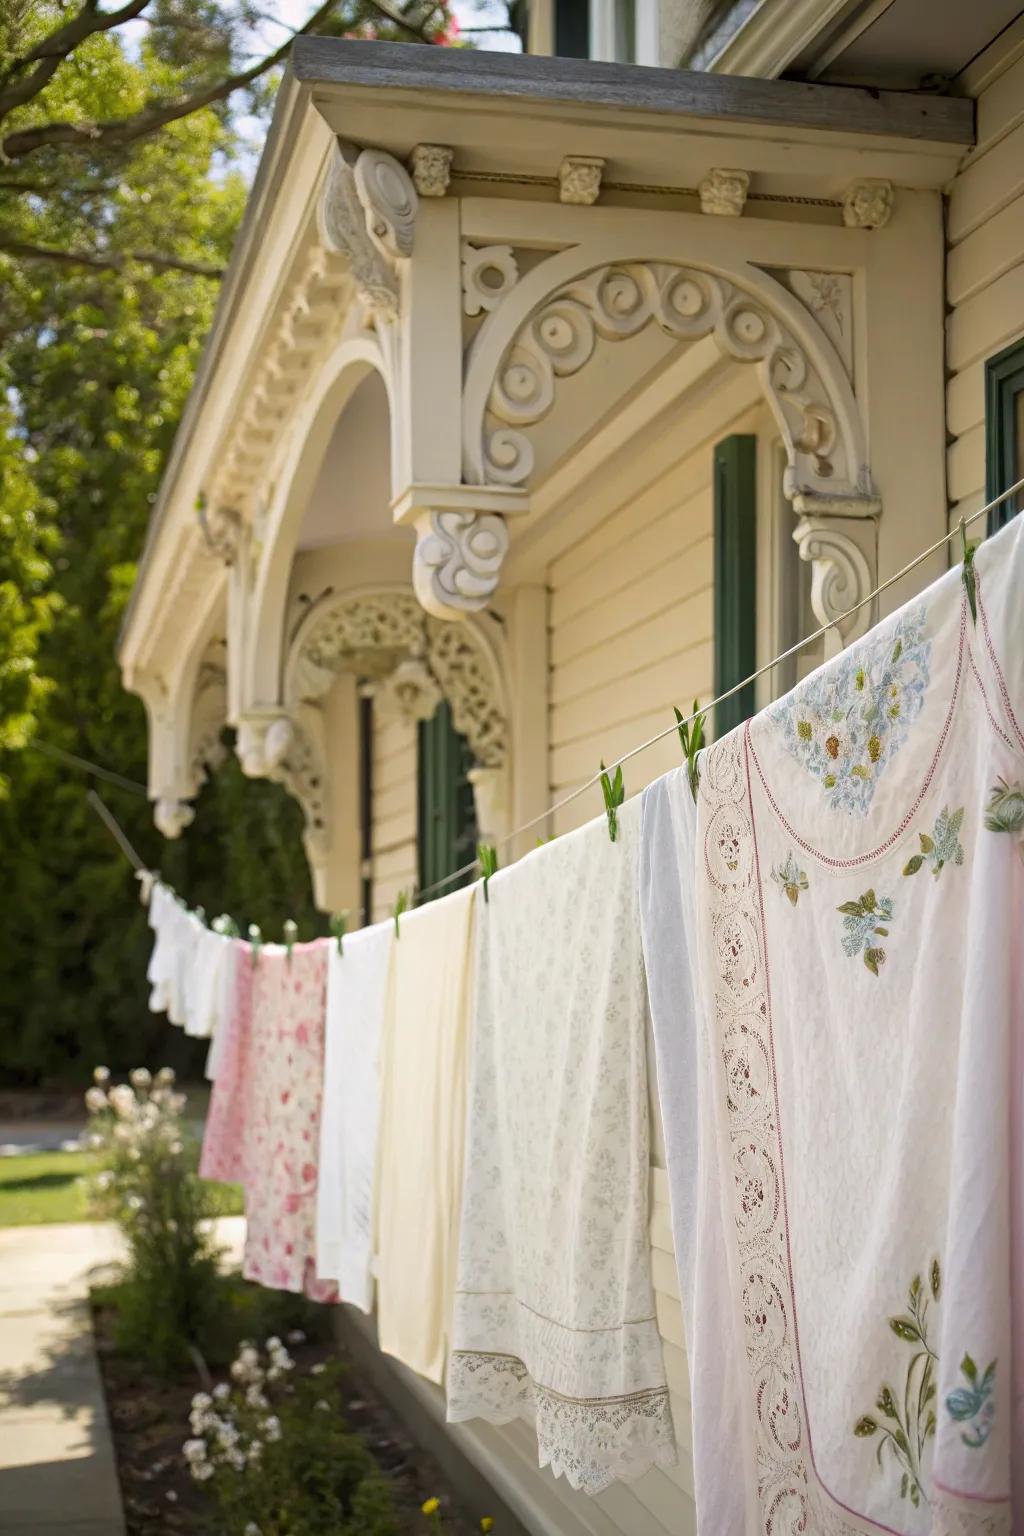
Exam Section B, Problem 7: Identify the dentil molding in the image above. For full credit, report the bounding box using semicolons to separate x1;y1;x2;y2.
842;178;894;230
699;168;749;216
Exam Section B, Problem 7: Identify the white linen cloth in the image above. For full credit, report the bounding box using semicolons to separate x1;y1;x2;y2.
640;767;750;1533
183;923;231;1039
146;882;193;1025
675;514;1024;1536
375;887;476;1385
316;921;393;1310
447;800;676;1494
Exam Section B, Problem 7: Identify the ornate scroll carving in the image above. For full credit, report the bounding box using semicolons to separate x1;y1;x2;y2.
197;502;243;566
410;143;453;198
474;261;875;508
235;709;328;864
559;156;604;206
288;588;507;771
793;515;875;655
699;167;749;216
318;141;409;319
412;508;510;619
462;243;519;317
842;178;894;229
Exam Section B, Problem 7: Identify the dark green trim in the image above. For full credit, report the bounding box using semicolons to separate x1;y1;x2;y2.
417;700;478;900
985;336;1024;534
554;0;590;58
359;692;373;927
713;434;758;738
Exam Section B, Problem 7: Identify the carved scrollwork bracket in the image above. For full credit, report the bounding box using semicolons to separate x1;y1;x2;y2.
792;498;879;656
318;140;419;320
392;483;529;621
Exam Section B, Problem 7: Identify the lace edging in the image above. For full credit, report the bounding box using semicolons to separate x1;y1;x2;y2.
447;1349;677;1495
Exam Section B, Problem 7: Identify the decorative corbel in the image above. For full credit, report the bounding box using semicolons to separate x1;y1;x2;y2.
699;168;749;217
392;483;529;620
197;499;243;566
153;796;196;839
410;144;453;198
842;178;894;230
235;710;295;778
318;140;419;320
793;512;876;656
559;156;604;206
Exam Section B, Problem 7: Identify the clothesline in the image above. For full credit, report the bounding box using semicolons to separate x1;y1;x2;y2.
92;477;1024;923
411;478;1024;904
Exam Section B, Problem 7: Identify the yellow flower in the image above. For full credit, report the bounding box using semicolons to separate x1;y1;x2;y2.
422;1499;440;1516
481;1522;494;1533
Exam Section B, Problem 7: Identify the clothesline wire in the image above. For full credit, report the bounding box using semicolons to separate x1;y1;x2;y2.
87;789;146;873
412;480;1024;905
29;739;149;796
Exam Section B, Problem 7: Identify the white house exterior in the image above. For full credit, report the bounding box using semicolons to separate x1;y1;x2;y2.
119;6;1024;1531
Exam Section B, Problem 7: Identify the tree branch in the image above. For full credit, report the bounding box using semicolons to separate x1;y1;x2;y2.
0;0;347;164
0;236;224;278
0;0;153;123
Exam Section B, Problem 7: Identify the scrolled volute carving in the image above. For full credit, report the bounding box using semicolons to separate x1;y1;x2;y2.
478;261;867;504
319;141;406;320
412;508;510;620
793;515;875;649
353;146;418;260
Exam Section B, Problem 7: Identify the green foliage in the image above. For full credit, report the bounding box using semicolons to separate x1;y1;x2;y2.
188;1344;400;1535
598;759;624;843
86;1067;230;1376
674;699;705;803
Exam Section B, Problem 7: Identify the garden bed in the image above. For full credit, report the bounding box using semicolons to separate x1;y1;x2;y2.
92;1282;481;1535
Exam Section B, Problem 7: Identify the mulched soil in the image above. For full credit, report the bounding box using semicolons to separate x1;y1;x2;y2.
92;1298;478;1535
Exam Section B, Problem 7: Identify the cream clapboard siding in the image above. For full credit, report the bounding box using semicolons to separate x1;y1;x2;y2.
547;391;766;834
946;21;1024;528
370;713;417;923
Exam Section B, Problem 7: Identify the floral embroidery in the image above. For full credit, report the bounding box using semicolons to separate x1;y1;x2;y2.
838;888;894;975
769;606;931;816
946;1355;996;1448
770;852;809;905
854;1260;940;1510
984;778;1024;835
903;806;965;878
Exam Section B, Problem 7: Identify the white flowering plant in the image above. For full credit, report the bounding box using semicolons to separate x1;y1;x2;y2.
183;1337;399;1535
86;1065;225;1375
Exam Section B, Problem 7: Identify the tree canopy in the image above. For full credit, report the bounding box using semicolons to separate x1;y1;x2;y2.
0;3;457;1085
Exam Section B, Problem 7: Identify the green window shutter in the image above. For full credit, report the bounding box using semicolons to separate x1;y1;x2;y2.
555;0;590;57
417;700;478;900
985;338;1024;534
713;434;758;738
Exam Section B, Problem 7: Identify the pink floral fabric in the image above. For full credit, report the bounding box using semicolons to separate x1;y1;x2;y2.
200;939;335;1301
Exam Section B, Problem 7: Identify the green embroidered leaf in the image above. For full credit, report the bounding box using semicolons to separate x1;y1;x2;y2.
909;1274;921;1302
854;1416;878;1437
890;1316;921;1343
823;772;837;788
893;1427;910;1456
919;832;934;854
910;1482;920;1508
949;807;965;836
863;948;884;976
862;888;877;910
903;855;924;876
837;900;865;916
786;885;799;906
931;1257;941;1299
981;1360;997;1391
877;1385;898;1419
855;668;866;691
961;1353;978;1384
925;1410;936;1438
900;1474;908;1500
892;639;903;664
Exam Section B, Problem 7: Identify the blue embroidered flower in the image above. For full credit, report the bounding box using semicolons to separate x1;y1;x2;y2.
770;852;809;906
903;806;965;879
946;1354;996;1448
769;607;931;817
838;888;894;976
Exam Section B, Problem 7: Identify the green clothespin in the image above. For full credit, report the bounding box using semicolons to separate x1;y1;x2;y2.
283;918;297;962
329;911;348;955
960;517;979;626
213;914;240;939
478;843;498;903
674;699;706;804
599;760;625;843
393;889;408;938
248;923;262;965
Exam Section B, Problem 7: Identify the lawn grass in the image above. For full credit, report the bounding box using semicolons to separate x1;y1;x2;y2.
0;1146;243;1227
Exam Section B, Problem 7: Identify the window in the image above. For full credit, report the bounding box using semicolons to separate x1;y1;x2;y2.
986;338;1024;533
555;0;590;56
417;700;478;900
713;434;758;736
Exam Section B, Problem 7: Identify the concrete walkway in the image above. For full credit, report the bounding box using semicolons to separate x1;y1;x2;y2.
0;1218;245;1535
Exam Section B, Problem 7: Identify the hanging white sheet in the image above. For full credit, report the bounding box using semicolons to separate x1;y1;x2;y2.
673;515;1023;1535
447;800;676;1494
316;921;393;1311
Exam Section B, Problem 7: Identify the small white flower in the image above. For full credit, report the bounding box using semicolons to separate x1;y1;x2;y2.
182;1438;207;1464
96;1171;114;1191
216;1422;240;1449
191;1461;214;1482
286;1329;306;1345
108;1085;136;1119
93;1066;111;1085
315;1400;330;1412
226;1447;246;1471
245;1385;269;1410
213;1382;231;1401
86;1133;103;1150
264;1336;282;1352
85;1086;108;1113
191;1393;213;1412
169;1140;183;1156
155;1066;176;1086
244;1523;262;1535
129;1067;152;1090
128;1148;141;1163
262;1416;282;1443
266;1365;281;1382
310;1361;327;1375
126;1194;144;1211
165;1490;178;1503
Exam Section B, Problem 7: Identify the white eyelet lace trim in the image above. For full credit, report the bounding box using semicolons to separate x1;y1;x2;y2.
447;1349;677;1495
